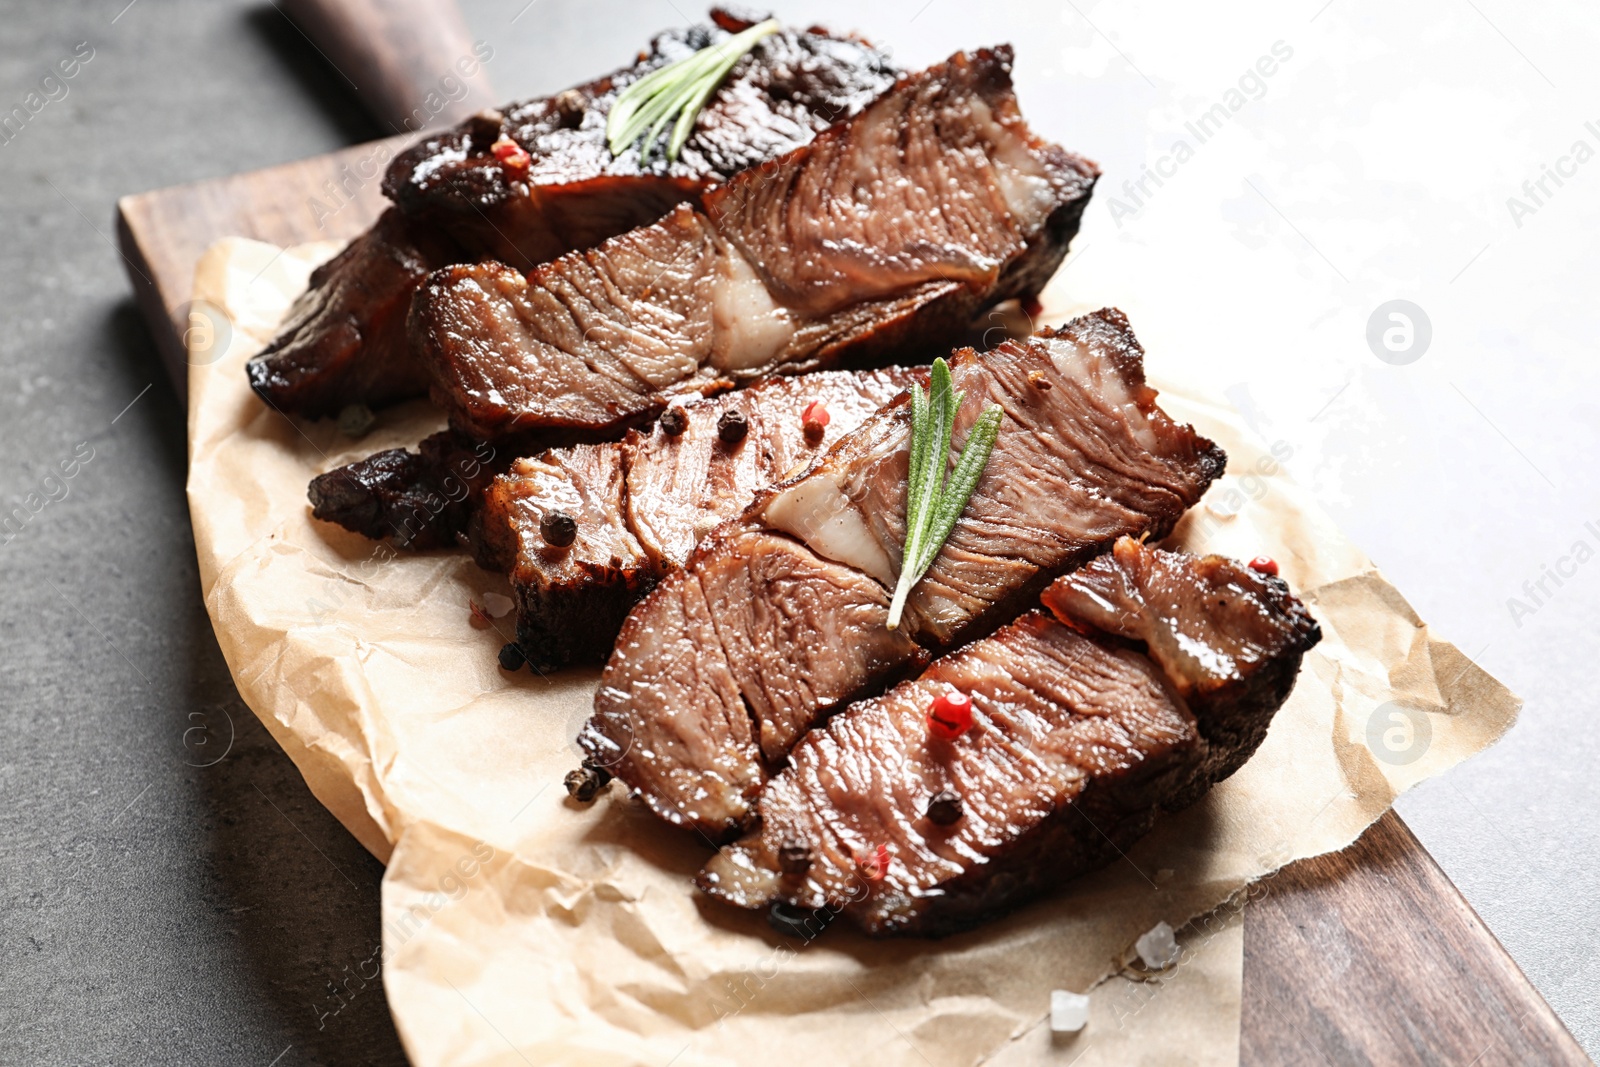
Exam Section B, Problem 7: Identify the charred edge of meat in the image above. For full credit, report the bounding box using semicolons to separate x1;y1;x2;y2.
382;13;898;256
248;209;466;419
307;430;504;549
513;564;662;672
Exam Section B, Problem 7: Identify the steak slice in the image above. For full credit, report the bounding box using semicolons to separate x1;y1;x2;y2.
579;312;1224;838
1041;536;1322;798
696;539;1321;937
386;11;899;267
470;368;917;668
413;46;1099;448
248;210;464;418
247;10;898;419
307;430;501;550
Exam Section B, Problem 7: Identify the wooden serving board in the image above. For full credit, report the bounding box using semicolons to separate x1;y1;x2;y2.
115;149;1589;1063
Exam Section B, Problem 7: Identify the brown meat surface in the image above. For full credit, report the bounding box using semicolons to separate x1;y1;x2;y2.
413;47;1099;448
580;313;1223;839
307;430;501;550
247;11;898;418
470;368;916;668
697;539;1320;937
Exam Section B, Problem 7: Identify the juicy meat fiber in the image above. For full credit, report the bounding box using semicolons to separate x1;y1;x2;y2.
471;368;916;669
386;11;898;266
413;46;1099;447
579;311;1223;839
247;11;898;418
696;538;1321;937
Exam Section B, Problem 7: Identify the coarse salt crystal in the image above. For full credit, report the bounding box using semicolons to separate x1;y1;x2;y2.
482;592;515;618
1135;921;1180;970
1049;989;1090;1033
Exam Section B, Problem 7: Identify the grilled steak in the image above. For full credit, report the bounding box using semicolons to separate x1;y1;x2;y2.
471;368;917;668
696;538;1321;937
579;312;1224;839
248;10;899;419
1040;537;1322;799
413;47;1099;448
307;430;501;550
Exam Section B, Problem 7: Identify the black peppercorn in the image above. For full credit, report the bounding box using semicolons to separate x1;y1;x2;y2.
497;643;526;671
717;408;748;444
926;789;963;825
564;763;612;803
540;509;577;547
659;406;688;437
778;837;812;875
466;109;505;149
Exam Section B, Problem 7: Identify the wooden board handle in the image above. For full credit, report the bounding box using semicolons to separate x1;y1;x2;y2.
278;0;497;134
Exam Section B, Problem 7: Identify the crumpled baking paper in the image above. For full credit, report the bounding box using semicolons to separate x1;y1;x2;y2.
186;236;1519;1066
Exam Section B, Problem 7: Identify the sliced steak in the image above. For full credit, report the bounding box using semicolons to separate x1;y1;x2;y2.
1041;536;1322;797
696;539;1321;937
471;368;917;668
248;11;899;419
247;210;464;419
414;47;1099;448
580;312;1224;839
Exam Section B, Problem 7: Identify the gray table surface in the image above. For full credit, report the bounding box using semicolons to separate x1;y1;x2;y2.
3;1;1596;1064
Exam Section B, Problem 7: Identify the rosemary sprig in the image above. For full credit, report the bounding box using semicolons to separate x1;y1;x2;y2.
887;359;1004;630
606;19;780;164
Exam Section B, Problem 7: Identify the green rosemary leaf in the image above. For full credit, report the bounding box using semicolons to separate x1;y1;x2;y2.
902;377;932;567
886;358;992;630
889;375;936;630
921;405;1003;574
607;19;780;164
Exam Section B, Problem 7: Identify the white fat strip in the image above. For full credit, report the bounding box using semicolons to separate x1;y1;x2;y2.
1043;336;1160;453
762;475;896;586
709;244;796;372
968;96;1057;232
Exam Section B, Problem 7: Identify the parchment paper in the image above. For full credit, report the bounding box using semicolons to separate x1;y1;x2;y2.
186;236;1519;1066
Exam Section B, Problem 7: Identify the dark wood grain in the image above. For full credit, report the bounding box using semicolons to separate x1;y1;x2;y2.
114;140;1587;1064
279;0;496;134
1242;810;1588;1066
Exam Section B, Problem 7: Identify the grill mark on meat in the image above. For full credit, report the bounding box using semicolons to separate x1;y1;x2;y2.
413;47;1099;448
579;311;1224;839
247;13;899;419
696;538;1320;937
462;368;918;668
